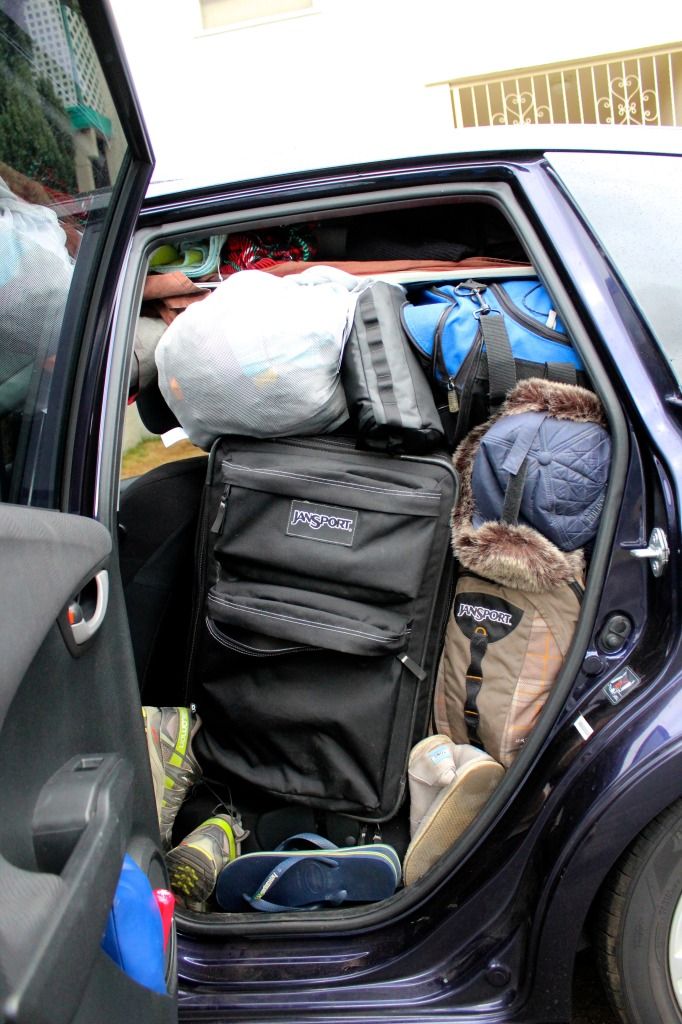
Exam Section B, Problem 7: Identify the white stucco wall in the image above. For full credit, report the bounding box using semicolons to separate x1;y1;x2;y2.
110;0;682;185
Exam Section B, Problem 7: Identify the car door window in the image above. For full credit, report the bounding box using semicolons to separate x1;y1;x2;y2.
546;150;682;385
0;1;128;505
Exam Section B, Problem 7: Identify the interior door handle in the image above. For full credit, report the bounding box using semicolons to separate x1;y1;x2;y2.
69;569;109;644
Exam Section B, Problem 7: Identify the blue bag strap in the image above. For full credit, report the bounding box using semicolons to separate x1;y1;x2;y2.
455;281;517;406
545;361;577;385
448;281;517;445
478;311;517;406
450;312;516;446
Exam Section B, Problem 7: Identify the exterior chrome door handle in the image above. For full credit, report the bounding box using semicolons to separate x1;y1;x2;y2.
69;570;109;644
630;528;669;577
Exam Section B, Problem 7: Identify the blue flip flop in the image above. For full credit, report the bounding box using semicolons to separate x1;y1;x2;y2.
215;833;401;912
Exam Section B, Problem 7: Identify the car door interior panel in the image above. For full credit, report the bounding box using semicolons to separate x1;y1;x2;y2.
0;506;111;727
0;512;176;1020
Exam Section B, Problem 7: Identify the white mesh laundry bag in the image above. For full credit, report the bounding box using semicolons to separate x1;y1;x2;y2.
0;180;74;417
155;266;358;448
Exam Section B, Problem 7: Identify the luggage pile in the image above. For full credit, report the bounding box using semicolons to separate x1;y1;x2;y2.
404;376;610;884
133;247;610;912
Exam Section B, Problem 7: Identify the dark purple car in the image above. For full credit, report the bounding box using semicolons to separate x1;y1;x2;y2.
2;3;682;1023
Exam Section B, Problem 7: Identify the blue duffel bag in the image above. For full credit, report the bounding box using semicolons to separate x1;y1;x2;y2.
401;278;586;441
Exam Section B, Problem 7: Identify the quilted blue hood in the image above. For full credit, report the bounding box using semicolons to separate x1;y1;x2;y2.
471;409;611;551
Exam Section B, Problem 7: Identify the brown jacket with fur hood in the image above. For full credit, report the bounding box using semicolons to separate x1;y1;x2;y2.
451;377;607;593
434;378;608;766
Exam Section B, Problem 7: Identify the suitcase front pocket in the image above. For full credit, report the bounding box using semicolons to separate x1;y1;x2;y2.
207;581;410;657
213;459;443;603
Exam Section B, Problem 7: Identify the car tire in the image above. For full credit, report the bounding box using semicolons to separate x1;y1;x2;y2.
597;798;682;1023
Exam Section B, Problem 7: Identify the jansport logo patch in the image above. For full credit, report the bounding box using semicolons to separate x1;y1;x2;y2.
290;509;354;532
457;603;513;627
455;591;523;643
287;500;357;546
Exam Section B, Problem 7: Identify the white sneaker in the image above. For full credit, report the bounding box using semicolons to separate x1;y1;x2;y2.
404;743;504;886
408;735;458;836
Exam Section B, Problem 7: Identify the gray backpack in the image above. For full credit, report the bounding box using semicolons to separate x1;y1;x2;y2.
341;281;444;453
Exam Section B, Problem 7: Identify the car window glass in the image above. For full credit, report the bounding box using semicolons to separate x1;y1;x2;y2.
546;151;682;385
0;1;127;505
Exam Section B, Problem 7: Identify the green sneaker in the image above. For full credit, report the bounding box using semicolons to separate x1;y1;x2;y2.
142;706;202;849
166;813;247;908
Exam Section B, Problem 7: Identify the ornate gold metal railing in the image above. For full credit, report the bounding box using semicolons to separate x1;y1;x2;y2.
432;43;682;128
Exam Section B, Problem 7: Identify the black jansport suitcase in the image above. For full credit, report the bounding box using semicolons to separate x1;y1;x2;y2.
186;435;458;820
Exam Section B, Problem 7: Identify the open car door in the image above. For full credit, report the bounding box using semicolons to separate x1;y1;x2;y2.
0;2;176;1021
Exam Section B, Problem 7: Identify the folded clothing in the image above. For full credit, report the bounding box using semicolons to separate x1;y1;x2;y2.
149;235;226;279
220;226;317;274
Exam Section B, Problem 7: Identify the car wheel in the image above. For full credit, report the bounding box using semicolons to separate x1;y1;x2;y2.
598;799;682;1023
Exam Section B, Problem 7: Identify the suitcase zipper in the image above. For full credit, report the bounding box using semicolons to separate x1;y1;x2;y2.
398;450;459;491
272;436;357;452
221;460;444;503
209;590;411;649
206;617;316;657
184;452;218;704
271;439;459;502
210;485;230;534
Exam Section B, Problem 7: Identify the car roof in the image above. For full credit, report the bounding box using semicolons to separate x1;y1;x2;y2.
146;124;682;199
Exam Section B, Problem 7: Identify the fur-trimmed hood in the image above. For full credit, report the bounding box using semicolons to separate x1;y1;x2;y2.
452;378;609;592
